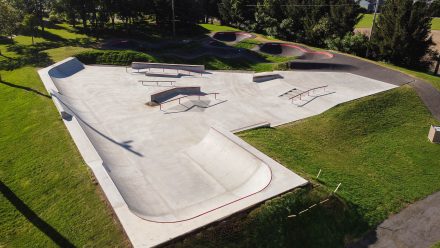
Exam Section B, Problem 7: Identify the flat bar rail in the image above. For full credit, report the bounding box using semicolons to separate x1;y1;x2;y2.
139;80;175;86
159;93;219;110
289;85;328;103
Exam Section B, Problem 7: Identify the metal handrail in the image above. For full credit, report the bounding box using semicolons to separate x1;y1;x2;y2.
289;85;328;102
139;80;175;86
159;93;219;110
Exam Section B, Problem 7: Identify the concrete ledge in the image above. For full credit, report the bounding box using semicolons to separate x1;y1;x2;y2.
149;86;201;103
231;122;271;133
253;72;283;83
132;62;205;74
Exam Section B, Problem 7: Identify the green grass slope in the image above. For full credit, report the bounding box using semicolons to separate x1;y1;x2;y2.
0;67;128;247
239;86;440;226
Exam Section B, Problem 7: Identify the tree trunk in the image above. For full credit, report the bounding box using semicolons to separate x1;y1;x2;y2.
434;58;440;76
82;17;87;30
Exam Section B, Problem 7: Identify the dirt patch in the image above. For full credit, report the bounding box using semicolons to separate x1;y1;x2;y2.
431;30;440;52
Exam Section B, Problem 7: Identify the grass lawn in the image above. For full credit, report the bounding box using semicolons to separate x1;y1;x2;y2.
239;86;440;226
356;13;375;28
356;14;440;30
199;23;241;32
0;67;128;247
233;39;262;49
46;46;95;62
432;17;440;30
0;22;126;248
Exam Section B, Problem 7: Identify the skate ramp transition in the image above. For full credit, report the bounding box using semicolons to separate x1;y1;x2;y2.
212;31;255;42
40;58;306;223
259;42;333;60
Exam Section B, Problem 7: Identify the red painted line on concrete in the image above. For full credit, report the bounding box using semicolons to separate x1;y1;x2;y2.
132;165;274;223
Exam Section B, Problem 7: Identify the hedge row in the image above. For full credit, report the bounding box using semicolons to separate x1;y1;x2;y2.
75;50;157;65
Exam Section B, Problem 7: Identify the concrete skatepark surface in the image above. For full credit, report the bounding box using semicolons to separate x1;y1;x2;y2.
39;57;397;247
258;42;333;60
290;52;440;121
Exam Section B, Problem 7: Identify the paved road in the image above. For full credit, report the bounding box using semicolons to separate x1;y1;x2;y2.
348;191;440;248
290;53;440;121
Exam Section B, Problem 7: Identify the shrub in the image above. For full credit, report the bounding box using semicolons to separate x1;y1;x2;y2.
273;62;289;71
325;32;369;57
75;50;157;65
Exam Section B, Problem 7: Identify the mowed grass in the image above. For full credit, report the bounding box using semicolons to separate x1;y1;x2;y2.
199;23;241;32
356;13;375;28
356;14;440;30
239;86;440;226
0;68;128;247
46;46;95;62
432;17;440;30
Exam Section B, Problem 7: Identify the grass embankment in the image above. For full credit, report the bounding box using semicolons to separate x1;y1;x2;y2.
0;68;128;247
356;14;440;30
240;86;440;226
173;186;368;248
176;86;440;247
0;23;128;247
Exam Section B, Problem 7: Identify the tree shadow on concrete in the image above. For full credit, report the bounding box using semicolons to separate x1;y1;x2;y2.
0;181;75;247
51;93;144;157
0;79;51;98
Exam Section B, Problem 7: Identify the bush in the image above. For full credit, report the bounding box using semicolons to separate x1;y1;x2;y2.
75;50;157;65
173;187;369;248
325;32;369;57
273;62;290;71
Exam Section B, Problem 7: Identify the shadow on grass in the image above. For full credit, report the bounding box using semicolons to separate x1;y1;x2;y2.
169;186;371;248
0;181;75;247
0;79;51;98
39;29;68;42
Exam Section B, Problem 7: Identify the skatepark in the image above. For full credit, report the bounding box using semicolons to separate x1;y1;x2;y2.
258;42;334;60
212;31;256;43
39;57;397;246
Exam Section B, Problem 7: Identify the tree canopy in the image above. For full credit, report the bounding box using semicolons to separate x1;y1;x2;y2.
372;0;433;68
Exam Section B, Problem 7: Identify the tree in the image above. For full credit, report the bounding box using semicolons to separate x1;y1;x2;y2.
371;0;433;68
431;0;440;17
0;0;21;40
21;14;39;44
219;0;257;29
